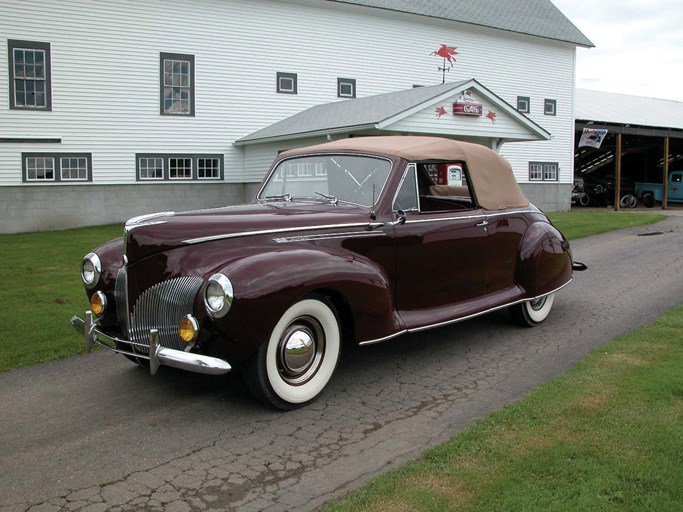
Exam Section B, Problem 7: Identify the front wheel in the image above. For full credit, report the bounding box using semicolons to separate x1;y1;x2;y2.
509;293;555;327
244;297;341;410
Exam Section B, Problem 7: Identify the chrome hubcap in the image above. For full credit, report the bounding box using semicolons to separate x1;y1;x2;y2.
529;297;547;311
277;316;325;385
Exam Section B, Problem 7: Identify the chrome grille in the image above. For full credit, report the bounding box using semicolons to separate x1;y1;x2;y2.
115;274;204;352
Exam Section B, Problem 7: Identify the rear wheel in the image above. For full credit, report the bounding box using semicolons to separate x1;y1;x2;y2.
244;297;341;410
509;293;555;327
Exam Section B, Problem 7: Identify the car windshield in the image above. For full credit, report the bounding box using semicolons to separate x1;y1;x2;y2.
259;155;392;207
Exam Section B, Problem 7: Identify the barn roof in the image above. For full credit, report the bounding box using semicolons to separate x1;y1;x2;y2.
324;0;593;47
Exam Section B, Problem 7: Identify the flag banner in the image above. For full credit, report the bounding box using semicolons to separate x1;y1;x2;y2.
579;128;608;149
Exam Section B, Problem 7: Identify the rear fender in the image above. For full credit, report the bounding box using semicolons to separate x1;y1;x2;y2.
517;221;572;297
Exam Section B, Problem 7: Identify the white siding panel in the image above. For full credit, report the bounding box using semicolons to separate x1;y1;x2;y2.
1;0;577;187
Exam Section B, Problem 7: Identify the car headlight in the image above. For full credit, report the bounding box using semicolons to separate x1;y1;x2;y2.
81;253;102;289
204;273;234;318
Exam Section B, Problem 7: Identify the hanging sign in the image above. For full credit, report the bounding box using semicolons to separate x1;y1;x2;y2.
453;102;483;116
579;128;608;149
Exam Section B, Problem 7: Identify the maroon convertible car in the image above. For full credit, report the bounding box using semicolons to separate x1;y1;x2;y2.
72;136;583;409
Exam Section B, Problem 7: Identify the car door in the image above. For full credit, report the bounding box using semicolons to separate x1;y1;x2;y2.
392;164;491;329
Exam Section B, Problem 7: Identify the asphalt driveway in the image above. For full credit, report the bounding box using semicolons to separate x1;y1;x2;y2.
1;215;682;512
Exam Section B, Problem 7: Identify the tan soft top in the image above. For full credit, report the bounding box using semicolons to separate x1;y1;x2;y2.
282;136;529;211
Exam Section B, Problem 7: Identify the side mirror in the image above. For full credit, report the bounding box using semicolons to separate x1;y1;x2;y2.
367;210;406;230
391;209;407;226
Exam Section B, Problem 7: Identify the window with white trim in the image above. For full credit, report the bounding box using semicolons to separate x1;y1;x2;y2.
517;96;530;114
197;158;221;179
22;153;92;182
160;53;195;115
139;157;164;180
337;78;356;98
544;99;557;116
169;157;192;179
25;156;54;181
60;156;89;181
136;154;223;181
529;162;558;181
9;40;51;110
277;72;297;94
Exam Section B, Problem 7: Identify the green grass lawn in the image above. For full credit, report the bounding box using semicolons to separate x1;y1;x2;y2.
324;304;683;512
0;210;669;372
548;210;666;240
0;224;122;371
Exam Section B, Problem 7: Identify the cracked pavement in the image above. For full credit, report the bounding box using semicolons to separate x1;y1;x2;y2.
1;215;682;511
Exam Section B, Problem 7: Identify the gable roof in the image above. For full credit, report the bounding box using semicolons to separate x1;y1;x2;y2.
324;0;593;47
235;79;550;145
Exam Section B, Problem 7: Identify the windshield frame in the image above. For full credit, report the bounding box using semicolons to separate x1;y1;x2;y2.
256;152;394;208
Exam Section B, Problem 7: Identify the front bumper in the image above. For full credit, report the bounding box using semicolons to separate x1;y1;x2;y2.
71;311;232;376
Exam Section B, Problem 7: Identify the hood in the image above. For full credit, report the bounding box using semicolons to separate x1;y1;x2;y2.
124;201;372;263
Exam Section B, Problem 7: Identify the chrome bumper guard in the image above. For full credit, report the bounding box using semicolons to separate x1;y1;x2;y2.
71;312;232;376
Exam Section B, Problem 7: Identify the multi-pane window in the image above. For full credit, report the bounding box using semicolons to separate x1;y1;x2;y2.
277;72;297;94
337;78;356;98
25;156;55;181
8;40;51;110
22;153;92;182
136;154;223;181
197;158;221;179
160;53;195;115
139;157;164;180
544;99;557;116
529;162;558;181
169;157;193;179
60;157;89;181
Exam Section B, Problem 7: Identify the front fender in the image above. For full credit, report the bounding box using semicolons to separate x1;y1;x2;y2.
517;221;572;297
212;248;401;360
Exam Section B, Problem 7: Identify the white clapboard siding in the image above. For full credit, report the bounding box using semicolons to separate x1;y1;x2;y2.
1;0;577;186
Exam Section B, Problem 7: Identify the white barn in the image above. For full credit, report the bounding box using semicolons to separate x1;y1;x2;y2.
0;0;592;233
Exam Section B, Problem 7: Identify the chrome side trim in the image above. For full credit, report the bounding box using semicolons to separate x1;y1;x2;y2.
408;279;573;333
404;208;535;225
358;279;573;345
358;330;407;346
184;222;371;245
125;211;175;227
184;208;539;245
273;231;387;243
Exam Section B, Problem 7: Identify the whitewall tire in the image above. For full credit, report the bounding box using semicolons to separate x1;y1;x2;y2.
510;293;555;327
244;297;341;410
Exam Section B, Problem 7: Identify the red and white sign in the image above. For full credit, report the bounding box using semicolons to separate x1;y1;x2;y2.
453;102;483;116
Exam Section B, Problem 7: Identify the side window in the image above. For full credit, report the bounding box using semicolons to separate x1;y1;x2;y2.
393;164;419;212
417;163;474;212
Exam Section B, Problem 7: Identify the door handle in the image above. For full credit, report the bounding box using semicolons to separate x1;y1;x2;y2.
476;220;489;227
